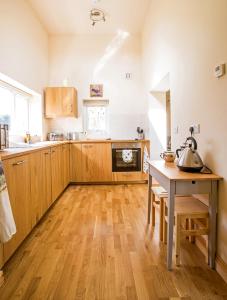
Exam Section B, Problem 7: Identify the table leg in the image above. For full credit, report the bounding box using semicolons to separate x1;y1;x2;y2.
147;174;152;224
208;180;218;268
167;181;175;270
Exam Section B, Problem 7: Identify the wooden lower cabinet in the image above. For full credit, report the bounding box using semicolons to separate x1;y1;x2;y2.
81;143;112;182
41;148;52;212
70;141;149;183
1;144;68;266
3;155;31;262
30;151;43;227
70;143;82;182
51;145;63;202
112;172;144;182
62;144;70;189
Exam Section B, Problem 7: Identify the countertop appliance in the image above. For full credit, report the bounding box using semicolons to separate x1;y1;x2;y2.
176;136;203;172
137;127;144;140
0;124;9;150
67;132;79;140
112;142;141;172
47;132;64;141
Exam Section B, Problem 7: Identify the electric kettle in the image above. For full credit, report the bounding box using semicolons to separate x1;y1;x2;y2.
176;137;203;172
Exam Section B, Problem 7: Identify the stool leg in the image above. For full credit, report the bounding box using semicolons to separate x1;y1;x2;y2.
189;219;195;243
163;201;167;244
151;193;156;227
147;188;152;224
175;215;181;266
159;197;164;241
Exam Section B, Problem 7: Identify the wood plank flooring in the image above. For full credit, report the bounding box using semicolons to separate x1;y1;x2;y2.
1;184;227;299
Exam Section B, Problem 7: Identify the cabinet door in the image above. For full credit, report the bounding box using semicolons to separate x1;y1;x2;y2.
3;155;31;262
61;88;78;117
82;143;112;182
62;144;70;189
45;87;78;118
30;151;43;227
51;146;63;202
45;88;62;118
70;143;82;182
41;149;52;212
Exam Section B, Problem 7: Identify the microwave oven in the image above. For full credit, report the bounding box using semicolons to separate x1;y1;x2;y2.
0;124;9;150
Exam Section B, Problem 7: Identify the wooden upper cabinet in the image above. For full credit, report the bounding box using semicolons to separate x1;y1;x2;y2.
45;87;78;118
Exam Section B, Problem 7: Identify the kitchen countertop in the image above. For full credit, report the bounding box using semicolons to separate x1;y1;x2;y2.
0;139;149;161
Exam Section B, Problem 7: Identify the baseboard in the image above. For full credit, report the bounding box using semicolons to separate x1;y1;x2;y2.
70;181;148;185
0;270;4;287
195;236;227;283
216;255;227;283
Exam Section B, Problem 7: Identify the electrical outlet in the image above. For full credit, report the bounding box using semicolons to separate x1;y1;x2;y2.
190;124;200;134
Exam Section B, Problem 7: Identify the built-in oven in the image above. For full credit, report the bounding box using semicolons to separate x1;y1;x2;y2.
112;143;141;172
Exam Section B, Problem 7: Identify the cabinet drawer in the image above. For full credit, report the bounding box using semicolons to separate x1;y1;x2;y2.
175;180;212;194
112;172;143;182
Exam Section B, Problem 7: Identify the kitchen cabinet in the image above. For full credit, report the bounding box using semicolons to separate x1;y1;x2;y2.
51;145;63;202
62;144;70;189
41;148;52;212
70;143;82;182
112;172;143;182
30;151;43;227
81;143;112;182
45;87;78;118
3;155;31;262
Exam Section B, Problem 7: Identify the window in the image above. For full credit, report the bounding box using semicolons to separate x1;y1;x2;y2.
0;81;42;141
83;100;109;137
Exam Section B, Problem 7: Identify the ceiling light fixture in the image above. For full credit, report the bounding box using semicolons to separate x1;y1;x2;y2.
90;8;106;26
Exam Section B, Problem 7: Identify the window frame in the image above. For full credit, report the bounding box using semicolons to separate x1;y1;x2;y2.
0;80;42;139
83;99;109;137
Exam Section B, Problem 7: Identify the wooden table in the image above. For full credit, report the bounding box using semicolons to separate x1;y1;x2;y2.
147;160;222;270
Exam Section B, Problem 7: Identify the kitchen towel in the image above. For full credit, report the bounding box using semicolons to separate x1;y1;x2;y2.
143;146;149;173
0;161;16;243
122;149;133;163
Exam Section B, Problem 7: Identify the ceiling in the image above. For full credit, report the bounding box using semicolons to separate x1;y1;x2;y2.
27;0;151;35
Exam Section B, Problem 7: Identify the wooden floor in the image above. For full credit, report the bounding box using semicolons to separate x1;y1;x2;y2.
1;184;227;300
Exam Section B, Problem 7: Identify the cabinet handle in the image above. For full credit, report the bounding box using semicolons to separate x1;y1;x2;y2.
71;104;73;113
52;150;56;153
12;160;25;166
44;152;49;155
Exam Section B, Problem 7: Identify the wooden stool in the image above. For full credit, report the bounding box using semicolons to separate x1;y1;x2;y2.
148;186;168;241
163;197;209;266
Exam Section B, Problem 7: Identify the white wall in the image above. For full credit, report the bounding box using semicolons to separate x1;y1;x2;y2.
142;0;227;264
0;0;49;94
47;34;148;139
0;0;49;135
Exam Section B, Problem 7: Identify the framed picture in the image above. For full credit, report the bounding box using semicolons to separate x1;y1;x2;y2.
90;84;103;97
